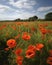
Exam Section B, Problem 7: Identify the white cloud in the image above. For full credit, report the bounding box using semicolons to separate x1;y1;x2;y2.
9;0;36;9
0;9;35;20
16;12;35;19
0;5;10;10
0;4;10;13
0;9;5;13
0;0;37;20
37;6;52;12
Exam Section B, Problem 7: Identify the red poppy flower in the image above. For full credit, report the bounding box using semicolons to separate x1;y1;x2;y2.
40;28;47;34
7;39;16;48
4;48;9;51
47;57;52;65
31;27;36;32
49;50;52;57
48;30;52;33
28;45;36;51
16;56;23;65
36;43;44;51
38;24;43;27
44;23;48;27
15;48;22;56
26;50;35;59
22;33;31;40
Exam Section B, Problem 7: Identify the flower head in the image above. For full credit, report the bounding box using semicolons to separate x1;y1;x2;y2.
40;28;47;34
4;48;9;51
26;49;35;59
47;57;52;65
16;56;23;65
7;39;16;48
22;33;31;40
28;45;36;51
49;50;52;57
36;43;44;51
15;48;22;56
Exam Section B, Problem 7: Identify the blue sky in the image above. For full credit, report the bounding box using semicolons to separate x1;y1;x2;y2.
0;0;52;20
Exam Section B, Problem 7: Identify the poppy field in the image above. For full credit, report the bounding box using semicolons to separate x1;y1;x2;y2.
0;21;52;65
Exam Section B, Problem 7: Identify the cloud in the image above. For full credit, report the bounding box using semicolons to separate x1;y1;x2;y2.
9;0;36;9
0;0;37;20
37;6;52;12
0;4;17;20
0;8;35;20
16;12;35;19
0;4;10;13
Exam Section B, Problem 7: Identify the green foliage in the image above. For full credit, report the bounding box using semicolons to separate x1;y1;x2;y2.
29;16;38;21
45;12;52;21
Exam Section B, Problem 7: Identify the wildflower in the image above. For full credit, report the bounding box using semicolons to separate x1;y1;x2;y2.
7;39;16;48
38;24;43;27
36;43;44;51
22;33;31;40
48;30;52;33
16;56;23;65
31;27;36;32
47;57;52;65
49;50;52;57
43;23;48;27
40;28;47;34
2;24;6;28
4;48;9;51
15;48;22;56
26;49;35;59
28;45;36;51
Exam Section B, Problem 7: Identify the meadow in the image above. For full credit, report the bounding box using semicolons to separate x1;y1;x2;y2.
0;21;52;65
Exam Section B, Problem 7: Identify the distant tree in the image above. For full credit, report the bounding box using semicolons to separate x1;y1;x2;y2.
29;16;38;21
33;16;38;20
29;17;33;21
14;16;38;22
15;18;21;21
45;12;52;21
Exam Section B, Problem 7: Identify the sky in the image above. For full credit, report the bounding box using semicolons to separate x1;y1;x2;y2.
0;0;52;20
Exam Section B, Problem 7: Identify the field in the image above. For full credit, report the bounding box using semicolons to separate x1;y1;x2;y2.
0;21;52;65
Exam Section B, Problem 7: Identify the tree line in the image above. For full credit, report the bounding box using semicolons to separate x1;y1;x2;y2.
14;12;52;21
0;12;52;22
